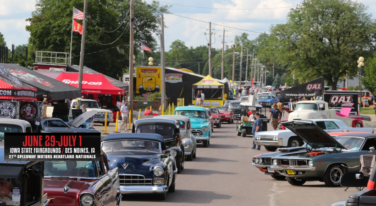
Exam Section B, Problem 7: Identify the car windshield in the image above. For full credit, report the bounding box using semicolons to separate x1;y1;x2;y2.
259;96;271;100
218;107;228;111
80;101;100;109
176;110;207;119
102;140;161;153
44;161;97;177
210;109;218;114
136;124;175;137
0;124;23;140
295;103;318;111
240;97;248;101
334;136;364;151
223;101;230;107
229;102;241;108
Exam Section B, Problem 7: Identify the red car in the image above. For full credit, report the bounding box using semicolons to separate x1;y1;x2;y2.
209;107;222;128
218;107;234;124
44;153;121;206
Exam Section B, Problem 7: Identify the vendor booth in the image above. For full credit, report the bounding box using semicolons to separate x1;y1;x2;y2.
192;75;224;107
0;66;37;101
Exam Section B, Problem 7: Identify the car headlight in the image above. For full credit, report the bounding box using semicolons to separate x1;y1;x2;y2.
273;160;277;166
80;194;94;206
170;150;177;157
202;126;208;132
255;158;259;164
308;160;313;167
259;158;263;163
153;166;164;176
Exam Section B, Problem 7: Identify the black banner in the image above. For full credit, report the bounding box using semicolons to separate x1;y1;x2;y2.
277;77;324;98
4;133;101;161
0;101;18;119
0;90;36;98
19;101;38;122
323;90;359;114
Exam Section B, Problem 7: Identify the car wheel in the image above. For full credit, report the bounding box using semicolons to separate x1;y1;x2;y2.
241;129;247;137
237;131;241;136
271;174;286;180
186;152;193;161
264;146;278;152
217;123;221;128
355;123;362;128
231;119;234;123
212;128;214;133
193;149;196;158
286;177;306;186
288;137;303;147
158;193;166;200
177;160;182;173
227;120;231;124
203;140;209;147
168;183;175;193
324;165;343;186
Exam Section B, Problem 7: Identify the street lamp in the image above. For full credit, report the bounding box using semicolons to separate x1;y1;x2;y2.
358;57;365;107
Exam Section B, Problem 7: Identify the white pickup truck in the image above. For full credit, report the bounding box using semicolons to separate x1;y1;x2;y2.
254;119;373;151
288;100;376;128
70;99;113;126
0;119;32;147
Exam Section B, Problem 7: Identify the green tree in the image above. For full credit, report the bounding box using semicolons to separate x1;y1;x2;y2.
361;54;376;94
0;32;6;47
266;73;273;85
272;0;376;90
272;74;281;88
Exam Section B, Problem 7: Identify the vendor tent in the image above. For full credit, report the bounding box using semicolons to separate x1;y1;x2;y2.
0;66;37;101
67;65;128;90
219;77;236;88
0;64;81;100
55;72;125;95
193;75;224;104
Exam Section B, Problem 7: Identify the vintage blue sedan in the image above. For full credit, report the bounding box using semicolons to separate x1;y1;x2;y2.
258;95;278;107
175;106;212;147
101;133;177;200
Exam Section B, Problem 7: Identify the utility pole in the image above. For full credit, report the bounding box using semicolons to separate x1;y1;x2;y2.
160;14;166;111
240;44;243;85
128;0;135;122
250;53;254;82
232;37;236;82
221;28;225;79
78;0;88;93
208;22;212;76
245;48;249;83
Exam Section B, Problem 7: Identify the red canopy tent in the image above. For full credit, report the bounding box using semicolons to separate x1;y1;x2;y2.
0;66;37;101
55;72;125;95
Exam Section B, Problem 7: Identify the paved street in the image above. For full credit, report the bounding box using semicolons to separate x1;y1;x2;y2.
93;112;356;206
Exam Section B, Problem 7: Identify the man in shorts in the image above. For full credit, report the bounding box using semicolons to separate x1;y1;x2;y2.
270;106;281;130
120;102;129;131
196;90;202;106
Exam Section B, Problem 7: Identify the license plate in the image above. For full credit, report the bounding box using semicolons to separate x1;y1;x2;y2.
268;167;274;173
286;169;295;175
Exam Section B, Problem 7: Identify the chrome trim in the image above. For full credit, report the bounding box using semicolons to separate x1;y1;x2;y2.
119;185;168;194
45;176;99;179
79;192;95;205
255;140;282;146
184;151;192;155
196;136;209;141
252;163;272;167
270;165;316;171
119;174;152;186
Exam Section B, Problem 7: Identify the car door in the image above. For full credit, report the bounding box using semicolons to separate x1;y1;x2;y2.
324;121;341;132
102;154;118;206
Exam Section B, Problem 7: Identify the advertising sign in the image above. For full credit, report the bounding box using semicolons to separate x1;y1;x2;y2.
4;133;101;161
277;77;324;97
165;73;183;83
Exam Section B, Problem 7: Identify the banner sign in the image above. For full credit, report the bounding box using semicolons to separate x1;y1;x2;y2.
165;73;183;83
19;101;38;122
141;69;158;74
277;77;324;97
0;101;18;119
323;91;359;114
193;85;223;89
4;133;101;161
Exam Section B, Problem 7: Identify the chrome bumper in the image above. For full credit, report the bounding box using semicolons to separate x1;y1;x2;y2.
255;139;283;146
184;151;192;155
195;136;209;141
119;185;168;194
270;165;316;171
252;163;271;167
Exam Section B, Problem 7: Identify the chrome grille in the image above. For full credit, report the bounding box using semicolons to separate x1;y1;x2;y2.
289;160;298;166
259;135;275;141
119;174;152;186
192;129;203;135
263;158;271;165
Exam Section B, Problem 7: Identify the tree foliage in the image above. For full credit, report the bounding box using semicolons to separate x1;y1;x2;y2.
361;55;376;94
271;0;376;90
272;73;281;88
0;32;6;47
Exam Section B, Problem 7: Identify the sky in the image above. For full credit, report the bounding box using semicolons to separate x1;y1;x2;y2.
1;0;376;51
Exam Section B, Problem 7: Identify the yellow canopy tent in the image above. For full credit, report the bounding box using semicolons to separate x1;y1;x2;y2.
192;75;224;107
230;80;238;85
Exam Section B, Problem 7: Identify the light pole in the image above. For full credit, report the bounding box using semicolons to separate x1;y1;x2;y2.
358;56;365;107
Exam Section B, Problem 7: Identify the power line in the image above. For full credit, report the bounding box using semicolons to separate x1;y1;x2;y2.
158;1;293;11
87;22;130;46
73;43;129;57
87;10;130;33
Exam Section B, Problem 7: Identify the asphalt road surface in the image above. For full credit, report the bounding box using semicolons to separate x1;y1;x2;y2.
95;111;356;206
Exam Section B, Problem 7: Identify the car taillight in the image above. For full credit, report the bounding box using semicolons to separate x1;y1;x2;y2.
282;125;286;130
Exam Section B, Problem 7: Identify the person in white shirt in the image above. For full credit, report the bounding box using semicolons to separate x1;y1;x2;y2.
241;88;247;96
120;102;129;131
201;90;205;105
249;110;256;121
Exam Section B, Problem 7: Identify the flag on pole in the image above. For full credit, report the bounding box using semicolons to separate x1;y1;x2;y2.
251;77;255;88
73;7;84;20
73;20;83;35
141;42;152;52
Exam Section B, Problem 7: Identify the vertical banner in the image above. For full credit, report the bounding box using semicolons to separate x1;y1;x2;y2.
251;77;255;88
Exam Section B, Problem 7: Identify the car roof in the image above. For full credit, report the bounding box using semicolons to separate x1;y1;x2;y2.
0;147;30;165
156;115;189;121
0;119;31;127
175;106;206;111
102;133;165;142
134;118;176;126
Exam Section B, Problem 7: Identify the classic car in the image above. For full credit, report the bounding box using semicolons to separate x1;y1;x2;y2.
254;119;373;151
102;133;177;200
252;132;370;181
44;156;120;206
70;99;113;126
209;107;221;128
0;147;49;206
270;91;289;105
175;106;212;147
258;95;278;107
270;120;376;186
132;118;185;172
0;119;33;147
156;115;197;160
41;110;101;133
217;107;234;123
228;100;242;120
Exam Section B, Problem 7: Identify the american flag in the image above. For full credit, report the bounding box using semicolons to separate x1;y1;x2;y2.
73;7;84;20
141;42;152;52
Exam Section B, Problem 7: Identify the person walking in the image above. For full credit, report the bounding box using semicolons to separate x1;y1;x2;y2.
277;99;283;117
251;113;262;150
201;90;205;105
120;102;129;131
270;105;281;130
196;90;202;106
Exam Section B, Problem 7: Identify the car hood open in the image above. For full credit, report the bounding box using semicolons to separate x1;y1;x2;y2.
68;110;99;128
281;120;346;149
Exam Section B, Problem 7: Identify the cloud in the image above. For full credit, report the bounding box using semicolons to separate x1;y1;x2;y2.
0;0;36;16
